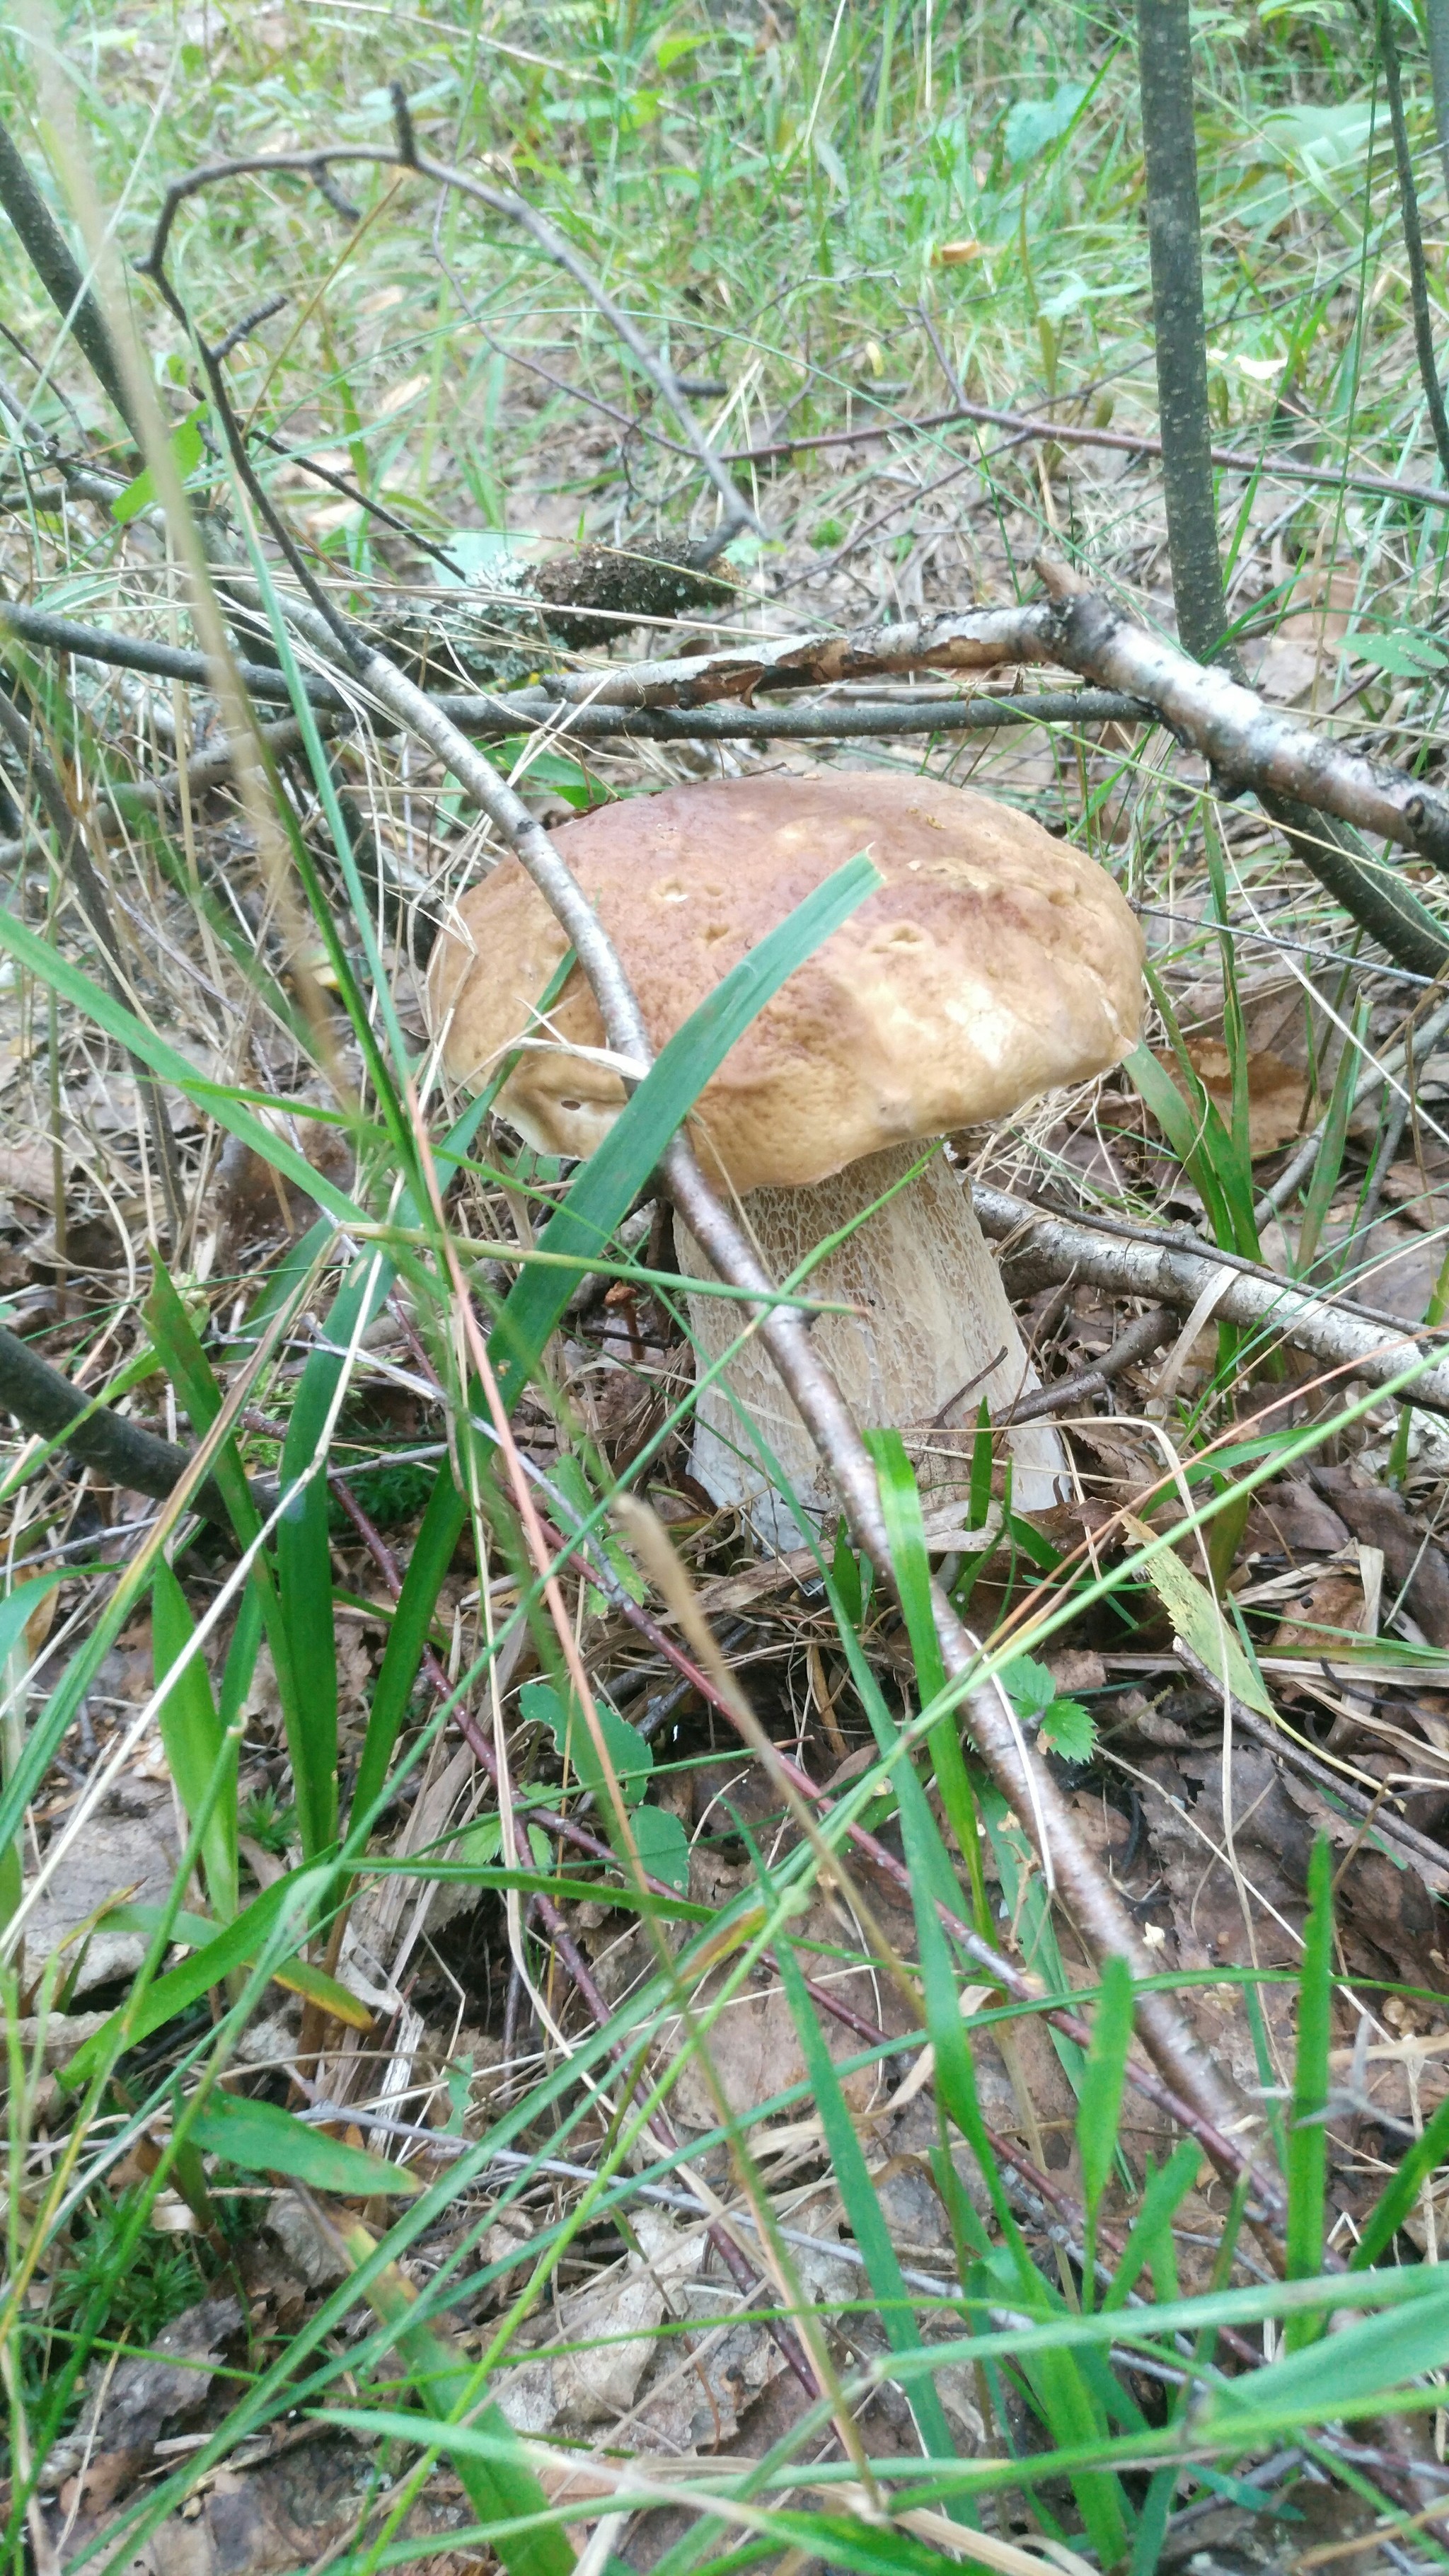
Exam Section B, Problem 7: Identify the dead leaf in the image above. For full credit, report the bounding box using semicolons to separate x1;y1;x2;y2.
28;1783;180;1995
1243;1479;1350;1560
657;1901;884;2131
265;2193;349;2290
1310;1468;1449;1645
0;1143;55;1206
1150;1039;1306;1158
1242;561;1357;706
50;2296;240;2511
83;2431;478;2576
495;2264;665;2434
1046;1649;1105;1695
1269;1570;1367;1662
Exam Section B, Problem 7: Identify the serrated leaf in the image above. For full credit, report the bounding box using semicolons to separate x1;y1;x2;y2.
1038;1696;1095;1763
189;2092;420;2193
999;1654;1058;1716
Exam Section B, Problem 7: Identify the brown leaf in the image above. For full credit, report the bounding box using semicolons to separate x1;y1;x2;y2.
50;2297;241;2512
27;1782;180;1997
1310;1468;1449;1645
1269;1570;1368;1662
87;2431;476;2576
1150;1039;1307;1158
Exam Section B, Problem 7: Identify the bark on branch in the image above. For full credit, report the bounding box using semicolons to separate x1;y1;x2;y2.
975;1185;1449;1415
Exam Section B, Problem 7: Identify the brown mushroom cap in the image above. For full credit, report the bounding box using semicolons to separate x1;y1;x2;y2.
429;771;1143;1193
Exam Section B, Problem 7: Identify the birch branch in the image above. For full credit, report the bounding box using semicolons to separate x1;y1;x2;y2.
535;587;1449;873
975;1185;1449;1415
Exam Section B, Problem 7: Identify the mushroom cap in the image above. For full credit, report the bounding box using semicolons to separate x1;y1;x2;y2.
428;771;1143;1192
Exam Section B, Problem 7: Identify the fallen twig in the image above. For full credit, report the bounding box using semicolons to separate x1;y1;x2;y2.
994;1306;1177;1424
975;1184;1449;1412
720;387;1449;517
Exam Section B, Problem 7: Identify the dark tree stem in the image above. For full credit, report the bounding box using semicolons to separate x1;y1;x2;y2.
0;119;136;442
1134;0;1445;978
1378;0;1449;485
1428;0;1449;204
1136;0;1233;667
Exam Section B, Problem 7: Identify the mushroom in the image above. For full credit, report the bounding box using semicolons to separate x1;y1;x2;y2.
429;771;1143;1530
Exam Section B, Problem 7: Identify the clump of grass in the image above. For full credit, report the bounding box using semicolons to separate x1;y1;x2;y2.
47;2192;206;2350
238;1786;296;1856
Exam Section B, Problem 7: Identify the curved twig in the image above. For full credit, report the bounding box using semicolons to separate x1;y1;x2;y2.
0;1324;231;1526
132;106;758;541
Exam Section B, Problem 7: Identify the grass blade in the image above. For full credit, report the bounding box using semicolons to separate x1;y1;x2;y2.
0;906;369;1226
867;1427;991;1935
277;1251;393;1860
324;2211;576;2576
189;2093;420;2194
770;1902;962;2476
1075;1954;1133;2308
1351;2090;1449;2271
352;1470;468;1832
1285;1833;1333;2347
151;1562;238;1923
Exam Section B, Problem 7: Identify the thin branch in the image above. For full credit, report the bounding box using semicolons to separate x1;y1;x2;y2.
0;1324;231;1525
993;1305;1176;1425
1173;1640;1449;1887
722;393;1449;517
1136;0;1234;666
0;606;1145;738
974;1183;1449;1415
0;117;136;440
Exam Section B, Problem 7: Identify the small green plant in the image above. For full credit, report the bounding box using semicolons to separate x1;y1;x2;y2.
47;2190;205;2346
325;1457;437;1534
1001;1652;1097;1761
809;516;846;548
238;1786;296;1856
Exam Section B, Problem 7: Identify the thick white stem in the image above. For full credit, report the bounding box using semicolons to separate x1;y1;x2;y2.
674;1145;1068;1531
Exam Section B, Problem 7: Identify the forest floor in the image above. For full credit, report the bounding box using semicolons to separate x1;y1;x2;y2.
3;3;1449;2571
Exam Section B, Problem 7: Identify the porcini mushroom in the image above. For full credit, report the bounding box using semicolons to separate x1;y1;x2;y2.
429;771;1143;1529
